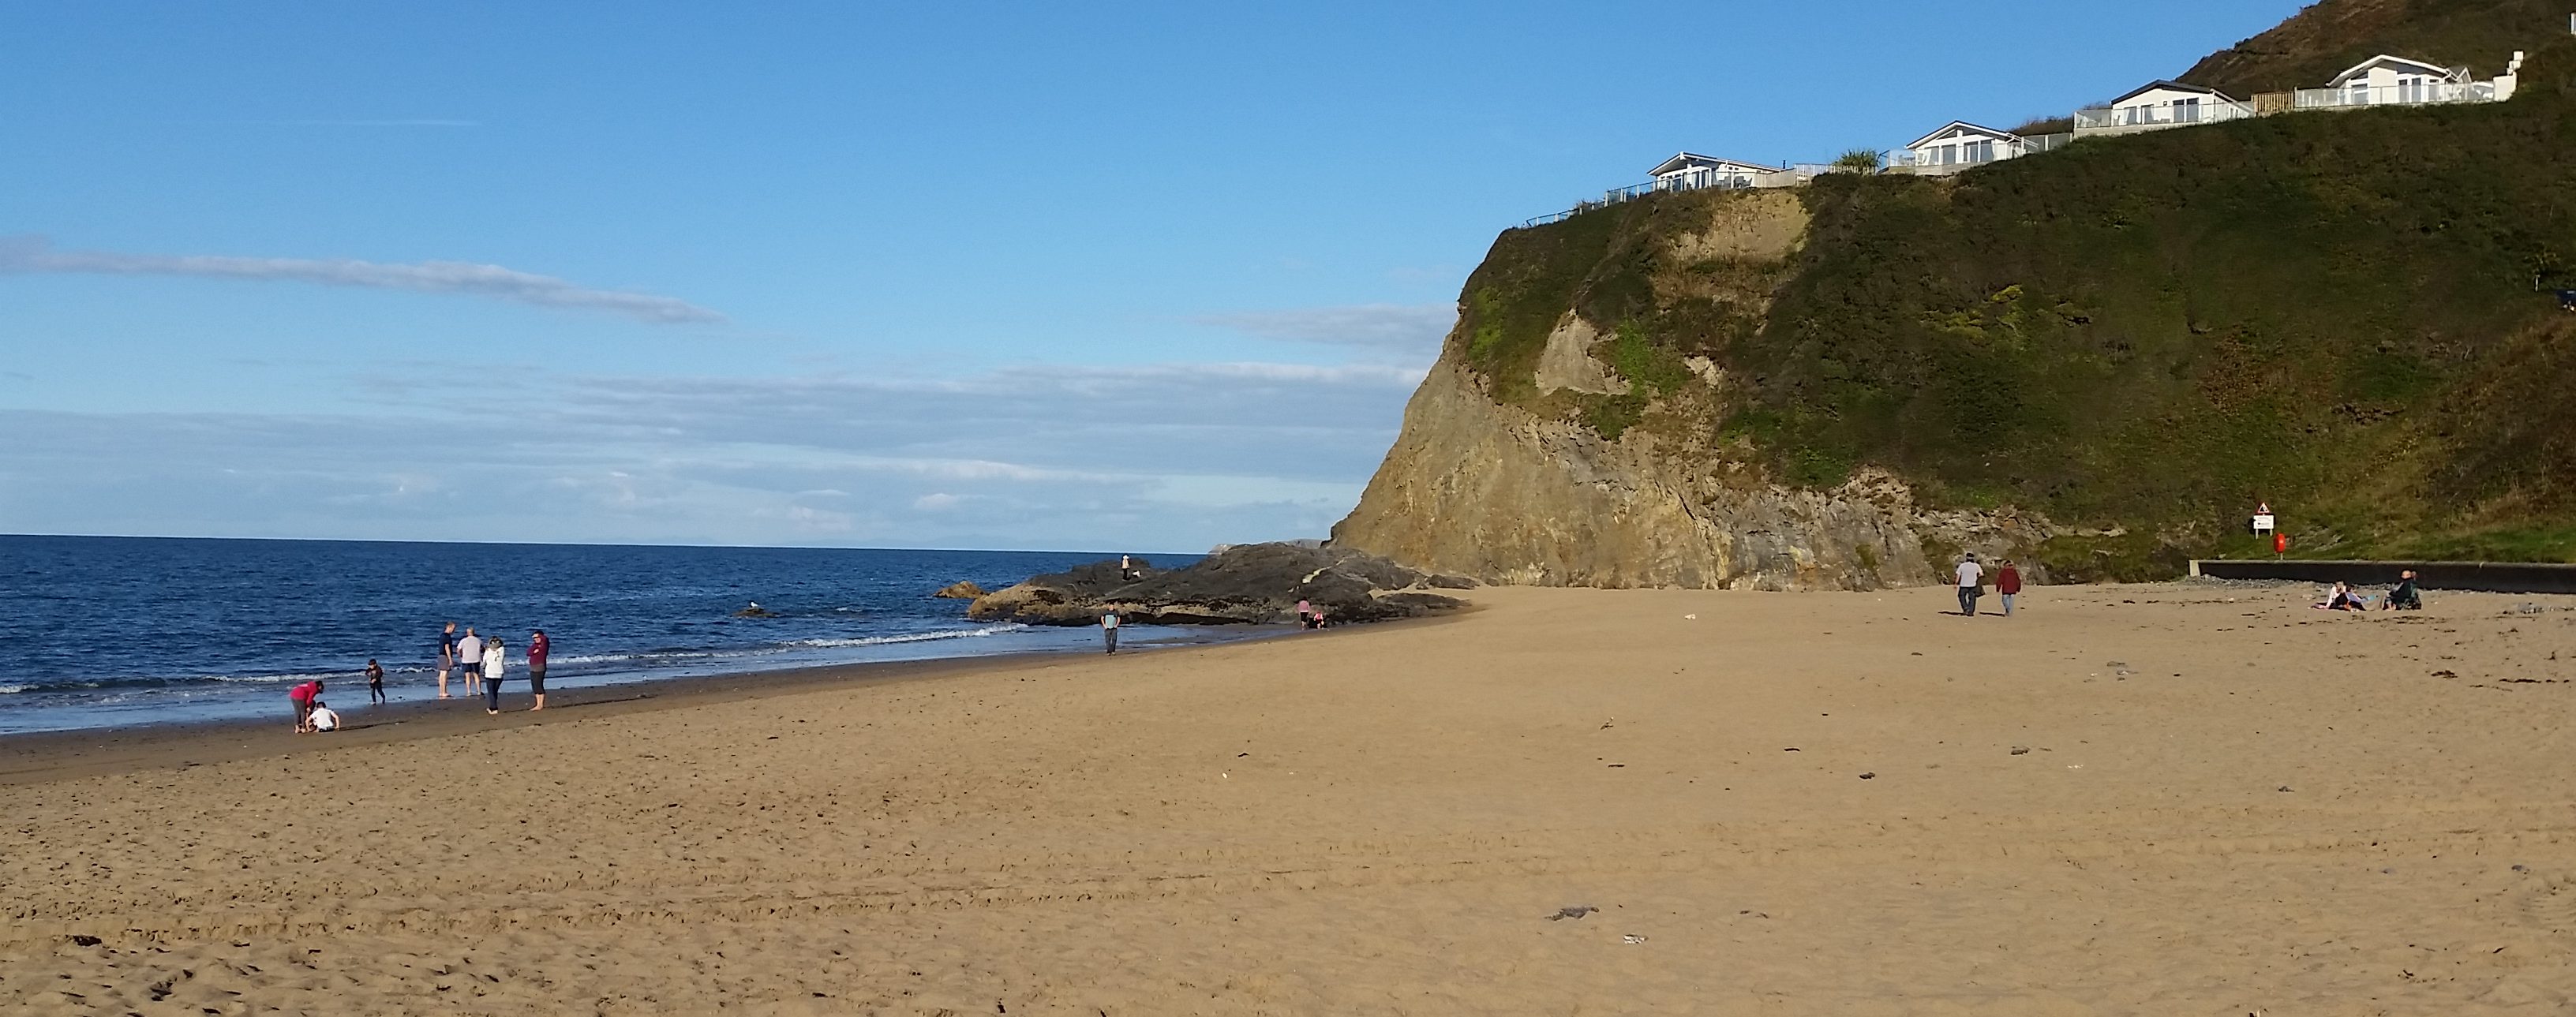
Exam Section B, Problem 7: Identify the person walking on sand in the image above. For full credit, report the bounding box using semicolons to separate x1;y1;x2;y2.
1955;553;1984;617
289;679;324;733
1995;560;2024;617
437;621;459;699
481;636;507;715
1100;609;1121;654
526;629;550;712
365;659;386;705
457;627;485;699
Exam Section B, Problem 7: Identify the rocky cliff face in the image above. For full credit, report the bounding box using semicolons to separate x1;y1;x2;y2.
1334;190;2052;590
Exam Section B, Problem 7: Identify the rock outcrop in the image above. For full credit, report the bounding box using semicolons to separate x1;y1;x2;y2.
1331;361;2052;590
1332;188;2051;590
967;543;1472;626
930;581;987;600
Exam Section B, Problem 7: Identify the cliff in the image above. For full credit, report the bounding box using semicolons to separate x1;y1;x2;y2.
1335;26;2576;589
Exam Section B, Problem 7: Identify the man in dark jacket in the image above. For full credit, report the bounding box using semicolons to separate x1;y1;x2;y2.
2383;570;2423;611
1996;560;2024;616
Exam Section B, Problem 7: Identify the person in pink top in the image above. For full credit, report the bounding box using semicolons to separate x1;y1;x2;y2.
288;679;324;733
526;630;551;712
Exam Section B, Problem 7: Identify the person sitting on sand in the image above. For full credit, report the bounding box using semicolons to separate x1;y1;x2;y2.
308;700;342;732
2383;570;2424;611
2316;582;2369;611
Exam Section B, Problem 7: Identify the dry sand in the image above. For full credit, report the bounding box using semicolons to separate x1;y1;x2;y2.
5;581;2574;1015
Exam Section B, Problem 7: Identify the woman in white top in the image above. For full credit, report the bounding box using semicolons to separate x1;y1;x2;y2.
481;637;507;715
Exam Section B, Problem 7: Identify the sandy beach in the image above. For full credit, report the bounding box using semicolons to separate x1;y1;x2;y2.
5;581;2574;1015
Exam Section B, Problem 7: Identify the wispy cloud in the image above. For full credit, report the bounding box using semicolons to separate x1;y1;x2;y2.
0;236;722;324
242;118;482;128
1196;303;1455;353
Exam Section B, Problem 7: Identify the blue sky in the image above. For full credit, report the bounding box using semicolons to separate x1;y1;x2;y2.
0;0;2305;551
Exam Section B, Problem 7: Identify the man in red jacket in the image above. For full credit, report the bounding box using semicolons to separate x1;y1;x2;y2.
1996;560;2024;617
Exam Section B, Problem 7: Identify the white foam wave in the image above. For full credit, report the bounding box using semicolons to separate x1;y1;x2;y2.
0;684;27;694
784;624;1027;649
548;624;1031;666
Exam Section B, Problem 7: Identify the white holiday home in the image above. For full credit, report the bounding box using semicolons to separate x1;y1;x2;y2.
2297;54;2491;109
2074;80;2256;135
1890;122;2027;175
1648;153;1784;192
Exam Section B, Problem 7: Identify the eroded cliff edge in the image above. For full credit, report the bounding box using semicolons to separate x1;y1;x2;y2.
1335;42;2576;587
1334;191;2041;589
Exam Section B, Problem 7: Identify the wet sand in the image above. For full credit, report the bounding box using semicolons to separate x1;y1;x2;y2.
4;582;2574;1015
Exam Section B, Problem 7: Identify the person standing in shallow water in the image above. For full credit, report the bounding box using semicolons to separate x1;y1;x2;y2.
1100;609;1120;654
1954;554;1984;617
457;627;485;700
437;622;458;699
1995;560;2024;617
526;630;550;711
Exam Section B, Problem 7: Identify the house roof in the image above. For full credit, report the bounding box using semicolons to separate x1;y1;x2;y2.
2327;54;2465;86
1648;151;1784;177
2107;79;2236;105
1906;121;2017;150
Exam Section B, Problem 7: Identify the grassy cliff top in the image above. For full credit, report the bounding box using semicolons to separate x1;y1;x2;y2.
1457;38;2576;572
2182;0;2567;98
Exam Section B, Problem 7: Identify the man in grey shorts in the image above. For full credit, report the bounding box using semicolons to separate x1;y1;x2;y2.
457;627;485;697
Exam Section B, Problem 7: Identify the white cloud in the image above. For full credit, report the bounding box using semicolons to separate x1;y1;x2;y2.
0;235;722;324
1196;303;1455;353
0;343;1421;550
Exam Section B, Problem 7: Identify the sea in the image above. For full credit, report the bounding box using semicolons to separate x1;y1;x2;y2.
0;535;1237;735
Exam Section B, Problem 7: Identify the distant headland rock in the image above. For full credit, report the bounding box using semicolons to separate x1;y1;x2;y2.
966;543;1474;626
930;581;988;600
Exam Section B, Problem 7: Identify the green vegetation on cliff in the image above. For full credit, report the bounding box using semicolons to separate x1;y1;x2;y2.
1451;36;2576;575
2184;0;2565;98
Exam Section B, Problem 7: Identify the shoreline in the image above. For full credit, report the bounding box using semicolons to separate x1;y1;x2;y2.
0;617;1423;787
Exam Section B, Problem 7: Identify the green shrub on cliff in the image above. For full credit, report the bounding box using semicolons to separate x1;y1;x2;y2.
1466;36;2576;566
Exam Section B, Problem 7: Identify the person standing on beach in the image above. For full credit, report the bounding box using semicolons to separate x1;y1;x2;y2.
1297;599;1314;630
366;659;386;705
437;622;459;699
457;627;485;700
526;629;550;712
1955;554;1984;617
1995;560;2023;617
1101;609;1121;654
481;636;507;715
289;679;323;733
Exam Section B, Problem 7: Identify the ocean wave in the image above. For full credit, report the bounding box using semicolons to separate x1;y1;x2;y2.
783;624;1026;649
0;626;1037;695
547;624;1030;665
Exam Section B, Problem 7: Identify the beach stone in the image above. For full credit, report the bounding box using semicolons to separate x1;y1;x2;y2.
930;581;987;600
967;543;1469;626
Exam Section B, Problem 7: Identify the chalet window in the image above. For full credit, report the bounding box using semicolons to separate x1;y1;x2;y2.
2177;96;2201;122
